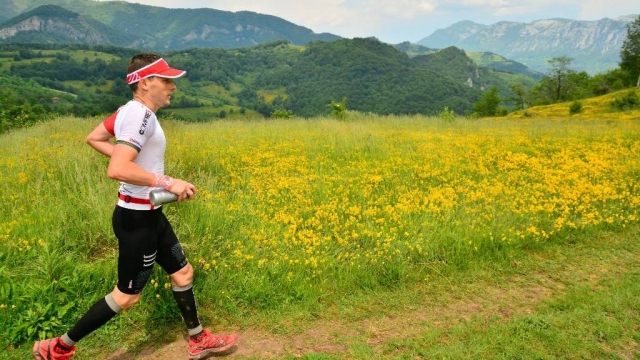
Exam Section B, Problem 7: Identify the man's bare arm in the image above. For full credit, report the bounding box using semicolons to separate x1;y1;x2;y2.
108;145;196;201
86;123;115;157
107;144;155;186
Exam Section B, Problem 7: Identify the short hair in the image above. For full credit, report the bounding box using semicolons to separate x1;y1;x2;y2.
128;53;161;92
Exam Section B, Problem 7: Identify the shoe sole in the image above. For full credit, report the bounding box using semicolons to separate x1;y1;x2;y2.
32;341;44;360
188;338;237;359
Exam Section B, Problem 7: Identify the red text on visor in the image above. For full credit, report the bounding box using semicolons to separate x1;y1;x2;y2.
125;58;186;85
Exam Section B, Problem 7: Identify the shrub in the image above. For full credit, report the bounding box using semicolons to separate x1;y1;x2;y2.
0;104;46;133
439;107;456;122
327;97;347;120
612;79;625;91
610;90;639;111
569;101;583;115
271;109;295;119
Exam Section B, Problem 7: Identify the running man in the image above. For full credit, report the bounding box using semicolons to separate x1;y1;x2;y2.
33;53;237;360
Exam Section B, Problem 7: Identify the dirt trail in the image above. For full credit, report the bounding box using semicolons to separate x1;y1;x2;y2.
102;276;565;359
101;234;639;360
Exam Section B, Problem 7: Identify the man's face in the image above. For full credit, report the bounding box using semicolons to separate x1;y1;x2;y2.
145;77;177;110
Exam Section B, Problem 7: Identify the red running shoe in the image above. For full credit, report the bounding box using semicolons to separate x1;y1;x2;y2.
32;338;75;359
188;329;237;359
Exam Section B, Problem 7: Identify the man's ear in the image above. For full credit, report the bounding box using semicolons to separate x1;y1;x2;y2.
138;77;151;91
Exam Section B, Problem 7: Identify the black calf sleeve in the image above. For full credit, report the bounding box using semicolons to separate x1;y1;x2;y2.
172;283;202;335
66;294;121;343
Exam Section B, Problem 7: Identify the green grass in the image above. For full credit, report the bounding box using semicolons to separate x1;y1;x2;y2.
220;225;639;360
26;222;636;360
1;114;639;359
0;49;120;71
377;229;640;359
164;105;263;120
258;87;289;103
198;82;238;103
0;56;55;71
64;79;114;92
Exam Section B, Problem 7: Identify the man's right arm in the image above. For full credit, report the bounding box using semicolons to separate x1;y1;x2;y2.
107;144;196;202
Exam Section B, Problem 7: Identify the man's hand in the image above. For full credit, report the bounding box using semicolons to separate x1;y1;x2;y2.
169;179;196;202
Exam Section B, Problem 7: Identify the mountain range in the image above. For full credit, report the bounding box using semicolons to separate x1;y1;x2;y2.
0;0;635;75
418;17;636;74
0;0;340;49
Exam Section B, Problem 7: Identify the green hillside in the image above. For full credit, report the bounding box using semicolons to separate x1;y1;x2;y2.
0;73;77;132
6;34;631;132
393;41;438;57
2;39;522;127
466;51;544;80
280;39;483;116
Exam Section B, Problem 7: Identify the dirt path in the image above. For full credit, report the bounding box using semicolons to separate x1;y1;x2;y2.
102;276;569;359
101;232;639;360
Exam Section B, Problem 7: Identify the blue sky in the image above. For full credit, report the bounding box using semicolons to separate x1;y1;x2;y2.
105;0;637;43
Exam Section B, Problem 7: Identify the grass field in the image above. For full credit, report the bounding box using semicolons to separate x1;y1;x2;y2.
1;92;639;359
0;49;121;71
165;105;264;120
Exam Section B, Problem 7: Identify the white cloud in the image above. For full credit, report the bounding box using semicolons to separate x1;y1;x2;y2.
577;0;639;20
492;5;537;17
359;0;437;18
217;0;349;25
454;0;508;6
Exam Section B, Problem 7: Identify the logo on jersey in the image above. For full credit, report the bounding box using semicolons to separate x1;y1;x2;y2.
139;110;152;135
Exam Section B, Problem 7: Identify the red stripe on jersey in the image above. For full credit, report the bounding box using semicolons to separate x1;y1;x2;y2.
103;109;119;135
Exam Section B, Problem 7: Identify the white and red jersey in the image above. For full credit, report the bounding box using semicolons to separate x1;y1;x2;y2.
103;100;166;210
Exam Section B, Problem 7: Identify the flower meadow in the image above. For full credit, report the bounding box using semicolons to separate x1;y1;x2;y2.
1;113;639;347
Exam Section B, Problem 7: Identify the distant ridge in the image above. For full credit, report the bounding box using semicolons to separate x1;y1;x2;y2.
0;0;342;50
0;5;136;45
417;16;636;74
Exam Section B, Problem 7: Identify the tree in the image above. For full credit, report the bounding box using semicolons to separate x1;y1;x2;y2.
473;87;501;117
507;83;527;110
528;58;598;105
546;56;574;102
620;15;640;87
